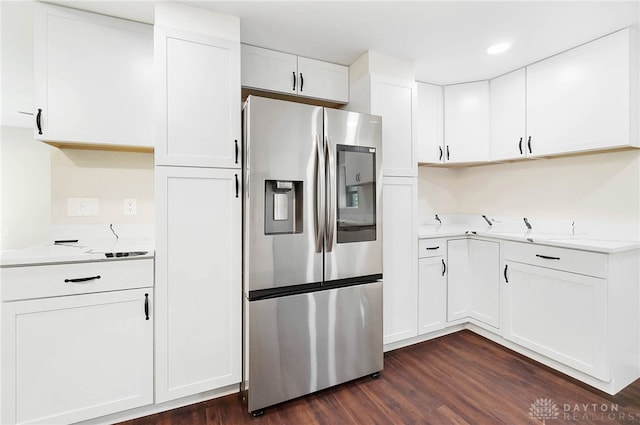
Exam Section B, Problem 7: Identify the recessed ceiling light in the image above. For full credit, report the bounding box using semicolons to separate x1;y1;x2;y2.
486;42;511;55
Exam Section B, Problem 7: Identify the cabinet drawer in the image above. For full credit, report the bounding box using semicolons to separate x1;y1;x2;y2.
418;239;446;258
1;259;153;301
503;242;607;278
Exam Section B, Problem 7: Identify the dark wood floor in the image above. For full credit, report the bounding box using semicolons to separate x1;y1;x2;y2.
119;331;640;424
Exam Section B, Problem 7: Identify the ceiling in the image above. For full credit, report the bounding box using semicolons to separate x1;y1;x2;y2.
46;0;639;85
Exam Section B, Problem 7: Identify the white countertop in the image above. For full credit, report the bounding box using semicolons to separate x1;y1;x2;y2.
1;238;155;267
418;224;640;254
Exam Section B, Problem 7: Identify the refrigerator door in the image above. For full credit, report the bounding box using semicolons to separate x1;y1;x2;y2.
244;97;324;294
246;281;383;413
324;108;383;283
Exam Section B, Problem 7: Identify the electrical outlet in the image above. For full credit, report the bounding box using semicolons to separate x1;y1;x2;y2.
67;198;99;216
123;198;137;216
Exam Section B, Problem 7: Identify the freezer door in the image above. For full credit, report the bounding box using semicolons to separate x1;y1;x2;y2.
244;96;324;293
324;108;383;283
246;281;383;413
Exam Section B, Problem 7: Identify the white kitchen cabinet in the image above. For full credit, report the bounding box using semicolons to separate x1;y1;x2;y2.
443;81;490;164
418;239;447;334
382;176;418;345
526;27;639;156
241;44;349;103
371;75;417;177
1;261;153;425
490;68;528;161
468;239;500;328
503;261;608;380
416;82;444;164
155;26;241;168
154;166;241;402
446;239;470;322
33;3;153;150
447;238;500;329
502;241;640;392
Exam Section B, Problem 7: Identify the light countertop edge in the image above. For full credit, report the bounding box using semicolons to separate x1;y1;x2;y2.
418;225;640;254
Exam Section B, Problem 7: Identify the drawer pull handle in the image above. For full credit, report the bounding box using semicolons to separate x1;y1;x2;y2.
504;264;509;283
144;293;150;320
536;254;560;260
425;246;440;250
441;259;446;276
64;275;101;283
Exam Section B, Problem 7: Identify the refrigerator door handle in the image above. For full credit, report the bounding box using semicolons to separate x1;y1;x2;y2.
315;134;325;254
325;136;335;252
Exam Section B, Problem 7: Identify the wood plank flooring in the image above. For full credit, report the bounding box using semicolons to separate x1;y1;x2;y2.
118;331;640;424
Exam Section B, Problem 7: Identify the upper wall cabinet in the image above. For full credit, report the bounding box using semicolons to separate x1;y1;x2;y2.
416;82;444;164
526;28;639;156
490;68;528;161
34;4;153;150
370;75;417;177
241;44;349;104
155;27;241;168
443;81;490;164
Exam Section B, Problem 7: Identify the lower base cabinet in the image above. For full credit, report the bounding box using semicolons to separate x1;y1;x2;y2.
447;238;500;328
503;261;608;380
418;256;446;334
154;166;241;402
1;289;153;425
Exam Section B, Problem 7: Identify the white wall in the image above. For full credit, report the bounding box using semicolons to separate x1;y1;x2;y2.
0;126;51;249
418;149;640;226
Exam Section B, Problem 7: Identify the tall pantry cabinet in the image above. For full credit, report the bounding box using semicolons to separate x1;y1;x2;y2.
348;52;418;347
154;4;242;403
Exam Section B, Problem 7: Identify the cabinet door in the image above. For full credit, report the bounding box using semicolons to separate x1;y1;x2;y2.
526;28;634;156
490;68;527;161
297;56;349;103
503;262;608;380
33;3;153;148
468;239;500;328
155;27;240;168
1;289;153;425
416;82;444;164
371;76;417;177
444;81;490;163
241;44;298;95
155;166;241;402
418;256;446;334
382;177;417;345
446;239;470;322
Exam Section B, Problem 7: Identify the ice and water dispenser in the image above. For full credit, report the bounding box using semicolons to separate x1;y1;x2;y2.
264;180;303;235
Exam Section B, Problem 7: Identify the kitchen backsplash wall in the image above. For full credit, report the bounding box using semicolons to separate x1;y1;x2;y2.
51;148;154;226
1;123;155;249
418;149;640;225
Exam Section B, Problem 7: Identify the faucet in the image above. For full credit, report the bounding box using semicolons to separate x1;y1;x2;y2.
523;217;532;230
435;214;442;224
482;215;492;226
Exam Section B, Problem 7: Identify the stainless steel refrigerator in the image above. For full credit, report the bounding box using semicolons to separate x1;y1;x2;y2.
241;96;383;415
